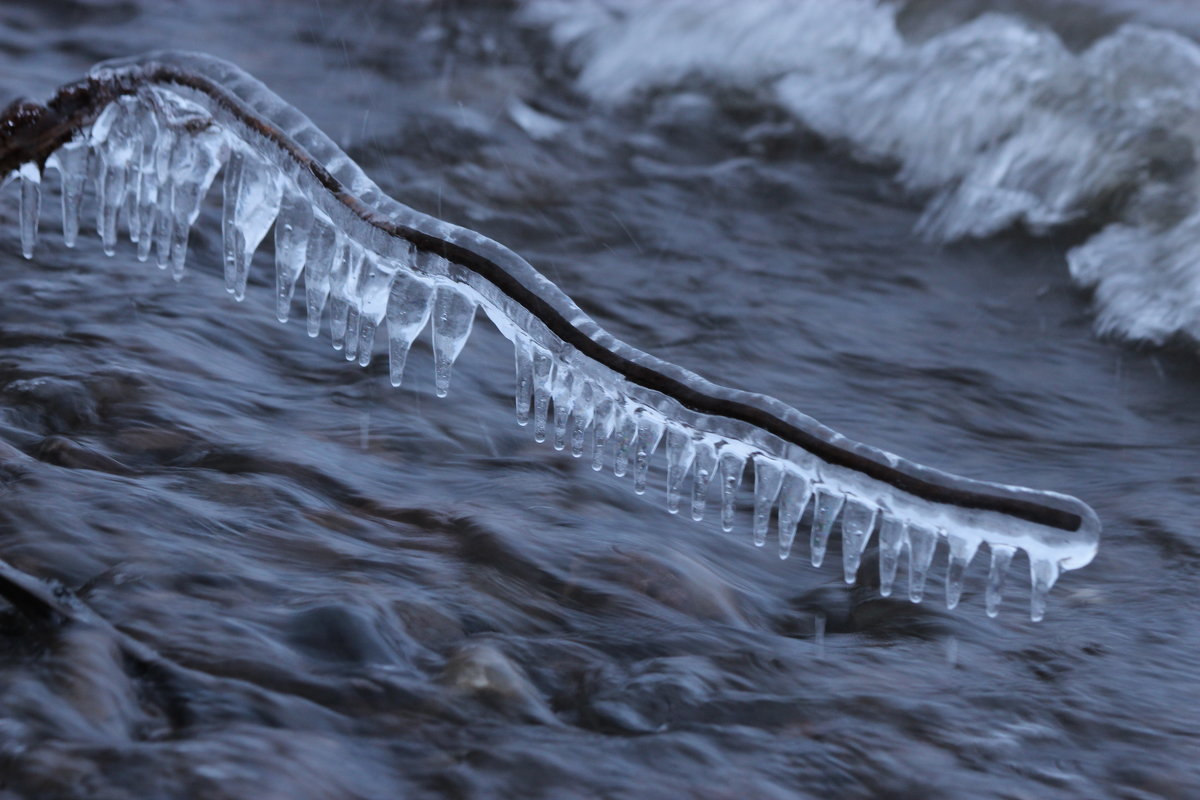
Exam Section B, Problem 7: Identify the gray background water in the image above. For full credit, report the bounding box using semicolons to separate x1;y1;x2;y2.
0;1;1198;797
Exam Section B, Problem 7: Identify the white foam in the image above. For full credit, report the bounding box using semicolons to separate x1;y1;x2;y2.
523;0;1200;345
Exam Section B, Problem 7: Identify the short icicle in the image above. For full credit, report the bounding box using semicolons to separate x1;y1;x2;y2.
985;544;1016;618
385;270;435;388
569;380;595;458
877;515;908;597
531;347;553;443
839;498;877;584
165;124;225;280
222;149;282;301
126;101;159;247
664;426;695;515
776;470;811;560
590;396;615;471
49;140;89;249
91;97;143;256
809;488;846;568
906;525;939;603
612;409;638;478
304;221;339;337
514;336;535;426
751;457;784;547
354;252;397;368
632;414;664;495
17;162;40;259
718;449;745;533
1029;557;1060;623
690;438;718;522
327;241;364;355
945;533;981;610
274;186;314;323
551;367;574;450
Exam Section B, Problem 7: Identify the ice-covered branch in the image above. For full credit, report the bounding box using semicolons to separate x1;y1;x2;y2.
0;52;1100;620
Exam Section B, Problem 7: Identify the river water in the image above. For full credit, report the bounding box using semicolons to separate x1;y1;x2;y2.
0;1;1198;798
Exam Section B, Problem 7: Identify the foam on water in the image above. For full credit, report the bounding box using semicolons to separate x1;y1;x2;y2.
523;0;1200;345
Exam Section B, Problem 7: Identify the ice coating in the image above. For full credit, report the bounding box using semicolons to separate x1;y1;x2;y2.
0;51;1101;619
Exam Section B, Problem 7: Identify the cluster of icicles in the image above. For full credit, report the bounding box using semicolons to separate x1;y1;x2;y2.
4;73;1092;622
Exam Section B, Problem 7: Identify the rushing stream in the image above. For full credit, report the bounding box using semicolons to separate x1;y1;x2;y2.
1;1;1198;798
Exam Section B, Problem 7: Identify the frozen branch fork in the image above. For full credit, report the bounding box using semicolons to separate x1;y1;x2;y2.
0;52;1099;621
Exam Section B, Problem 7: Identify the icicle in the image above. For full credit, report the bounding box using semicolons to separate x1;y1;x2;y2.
17;163;40;260
718;450;745;533
96;151;129;256
385;270;434;388
1029;557;1060;623
49;140;89;248
612;409;639;477
327;244;355;354
664;426;695;515
137;122;173;263
90;98;142;256
776;471;811;560
985;544;1015;618
531;348;554;442
328;242;364;356
751;457;784;547
944;533;981;610
221;150;244;284
906;525;939;603
877;515;907;597
274;186;314;323
569;380;595;458
165;126;225;280
551;367;574;450
344;307;363;362
514;337;534;426
305;222;339;336
354;252;396;368
690;438;718;522
152;177;174;270
632;414;664;495
840;498;877;584
431;283;476;395
221;149;282;301
125;101;159;246
809;488;845;568
590;395;615;471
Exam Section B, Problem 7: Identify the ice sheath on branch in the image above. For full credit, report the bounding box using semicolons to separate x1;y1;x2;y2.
0;52;1100;620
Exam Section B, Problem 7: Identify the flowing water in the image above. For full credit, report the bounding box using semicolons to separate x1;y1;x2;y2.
0;1;1198;797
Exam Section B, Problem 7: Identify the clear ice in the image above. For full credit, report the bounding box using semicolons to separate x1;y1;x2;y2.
1;52;1101;621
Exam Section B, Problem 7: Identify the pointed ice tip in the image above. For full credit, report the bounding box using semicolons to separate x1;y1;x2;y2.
435;387;449;399
946;590;961;611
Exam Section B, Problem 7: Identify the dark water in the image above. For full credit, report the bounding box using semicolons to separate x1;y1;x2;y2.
1;1;1198;798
